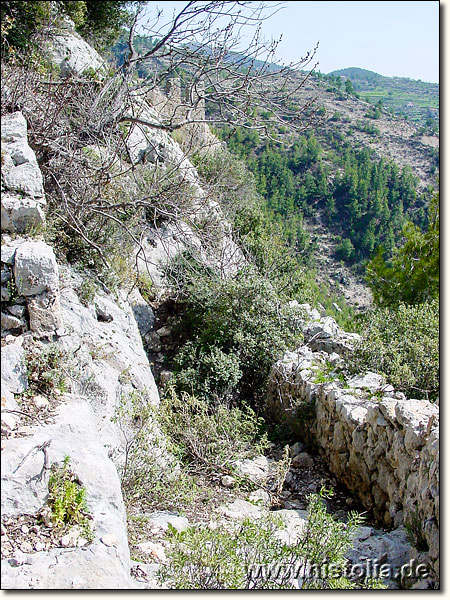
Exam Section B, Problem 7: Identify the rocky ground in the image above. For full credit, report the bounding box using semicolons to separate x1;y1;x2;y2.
303;214;373;312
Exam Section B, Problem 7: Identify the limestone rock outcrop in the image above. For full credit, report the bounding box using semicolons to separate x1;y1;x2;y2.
1;106;166;589
2;237;62;339
1;112;46;233
45;17;106;77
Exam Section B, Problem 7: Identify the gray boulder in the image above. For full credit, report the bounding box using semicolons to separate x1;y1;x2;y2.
303;315;360;355
27;291;63;338
219;499;262;520
347;526;413;588
142;511;189;533
1;112;45;201
14;242;59;297
58;267;161;456
1;342;28;394
348;372;386;392
1;194;45;234
232;455;275;486
45;22;106;77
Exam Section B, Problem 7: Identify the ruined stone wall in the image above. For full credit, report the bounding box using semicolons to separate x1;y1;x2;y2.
267;326;439;579
146;78;219;152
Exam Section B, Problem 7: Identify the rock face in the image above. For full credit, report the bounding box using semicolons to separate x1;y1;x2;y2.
57;266;162;460
1;267;165;588
45;17;106;77
125;105;244;293
14;241;59;297
1;108;166;588
1;342;28;394
267;320;439;581
1;113;62;340
1;112;46;233
2;237;63;339
1;399;131;589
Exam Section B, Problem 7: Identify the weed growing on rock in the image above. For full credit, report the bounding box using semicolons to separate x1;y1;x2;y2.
25;344;68;397
312;361;345;385
78;278;98;306
137;273;155;304
45;456;93;541
405;508;429;552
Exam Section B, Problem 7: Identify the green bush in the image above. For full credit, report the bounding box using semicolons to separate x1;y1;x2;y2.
366;193;439;307
1;1;133;55
159;488;384;589
349;300;439;401
112;389;199;512
158;386;269;475
25;344;68;397
335;237;355;262
173;343;242;406
170;265;302;407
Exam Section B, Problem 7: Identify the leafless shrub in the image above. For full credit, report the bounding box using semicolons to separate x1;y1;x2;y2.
1;2;321;290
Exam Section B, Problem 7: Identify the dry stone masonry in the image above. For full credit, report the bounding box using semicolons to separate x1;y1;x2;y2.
267;305;439;581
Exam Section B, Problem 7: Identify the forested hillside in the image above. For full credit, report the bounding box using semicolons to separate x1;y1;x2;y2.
108;31;439;312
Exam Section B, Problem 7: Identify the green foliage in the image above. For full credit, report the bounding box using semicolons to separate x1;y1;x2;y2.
25;344;67;397
405;508;429;552
367;192;439;306
1;1;51;53
313;361;345;385
2;0;134;55
219;124;429;266
78;1;134;49
328;67;439;129
47;456;93;539
173;342;242;406
78;278;98;306
170;265;302;407
1;1;134;54
349;300;439;401
344;78;355;97
112;389;199;512
113;384;270;513
158;386;269;475
160;514;290;589
159;488;383;589
195;148;313;296
335;237;355;262
136;272;155;303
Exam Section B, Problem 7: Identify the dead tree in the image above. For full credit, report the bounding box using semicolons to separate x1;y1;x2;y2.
91;1;321;139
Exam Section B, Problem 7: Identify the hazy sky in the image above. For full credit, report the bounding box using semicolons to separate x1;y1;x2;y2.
141;1;439;83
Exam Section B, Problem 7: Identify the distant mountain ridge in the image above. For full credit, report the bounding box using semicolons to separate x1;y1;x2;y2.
330;66;438;86
328;67;439;129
